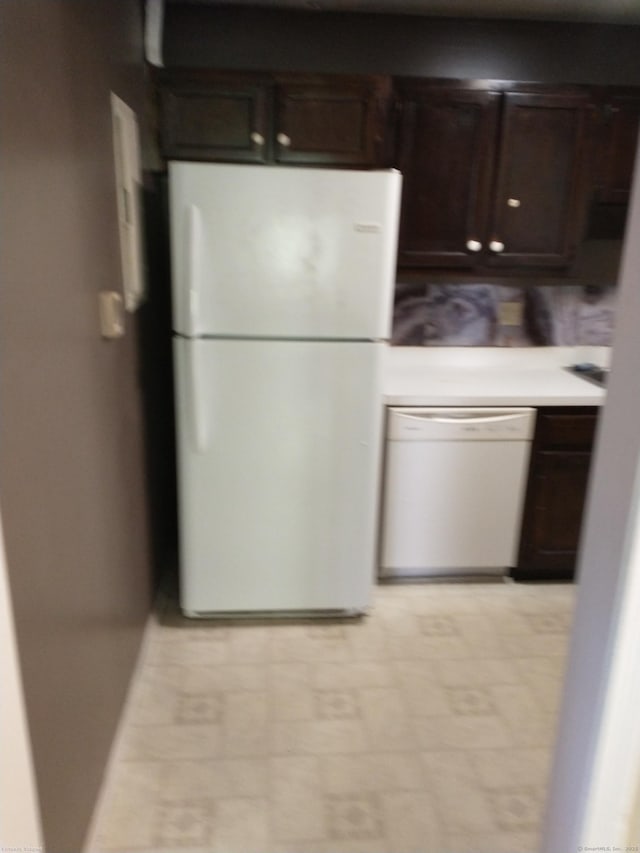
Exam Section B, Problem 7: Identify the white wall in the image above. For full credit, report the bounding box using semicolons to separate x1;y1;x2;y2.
542;139;640;850
0;509;43;849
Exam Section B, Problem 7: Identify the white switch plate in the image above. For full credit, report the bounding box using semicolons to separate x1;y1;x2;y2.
498;301;524;326
99;291;125;339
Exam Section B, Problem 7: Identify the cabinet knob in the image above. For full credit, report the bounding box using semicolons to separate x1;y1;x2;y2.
489;240;505;253
276;132;291;147
250;132;265;146
465;239;483;252
507;198;521;208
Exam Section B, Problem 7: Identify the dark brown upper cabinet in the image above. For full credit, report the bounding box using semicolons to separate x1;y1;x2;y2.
487;91;593;269
394;85;501;268
593;91;640;205
394;81;594;272
157;71;391;168
159;74;271;163
273;76;390;166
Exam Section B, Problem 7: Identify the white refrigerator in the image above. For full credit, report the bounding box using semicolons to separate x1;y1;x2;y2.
169;161;402;616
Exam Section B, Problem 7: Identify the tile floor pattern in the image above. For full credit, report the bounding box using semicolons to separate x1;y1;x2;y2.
89;580;575;853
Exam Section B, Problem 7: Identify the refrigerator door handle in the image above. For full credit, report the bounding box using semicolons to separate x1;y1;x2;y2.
186;340;208;454
184;204;203;337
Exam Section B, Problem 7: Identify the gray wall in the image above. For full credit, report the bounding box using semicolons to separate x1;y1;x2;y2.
163;5;640;83
542;139;640;849
0;3;153;850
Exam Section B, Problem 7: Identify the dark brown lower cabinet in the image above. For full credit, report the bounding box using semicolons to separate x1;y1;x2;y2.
514;407;599;581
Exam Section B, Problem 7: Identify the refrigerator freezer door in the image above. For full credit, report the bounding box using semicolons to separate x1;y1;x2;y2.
169;162;401;340
174;337;384;614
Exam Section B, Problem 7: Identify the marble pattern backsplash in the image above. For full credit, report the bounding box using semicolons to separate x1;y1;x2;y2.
392;282;616;347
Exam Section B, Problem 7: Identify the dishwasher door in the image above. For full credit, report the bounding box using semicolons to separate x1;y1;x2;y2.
379;407;536;578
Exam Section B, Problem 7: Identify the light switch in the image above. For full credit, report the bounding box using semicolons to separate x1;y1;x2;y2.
498;301;524;326
99;290;125;339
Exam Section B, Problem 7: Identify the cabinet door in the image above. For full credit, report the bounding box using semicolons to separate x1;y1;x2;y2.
595;93;640;204
487;92;592;268
515;450;592;580
394;87;500;268
273;76;390;166
515;408;598;582
160;80;270;163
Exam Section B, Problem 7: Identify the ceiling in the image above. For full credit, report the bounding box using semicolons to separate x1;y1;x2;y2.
168;0;640;25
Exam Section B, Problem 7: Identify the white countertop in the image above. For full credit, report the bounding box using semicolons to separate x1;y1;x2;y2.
383;346;609;407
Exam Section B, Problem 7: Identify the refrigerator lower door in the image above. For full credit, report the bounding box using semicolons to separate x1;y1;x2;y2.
173;337;384;615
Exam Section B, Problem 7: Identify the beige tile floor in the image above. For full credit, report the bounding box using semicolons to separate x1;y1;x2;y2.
88;578;574;853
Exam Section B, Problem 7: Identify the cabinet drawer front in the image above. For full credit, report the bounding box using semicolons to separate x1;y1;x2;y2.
537;411;598;449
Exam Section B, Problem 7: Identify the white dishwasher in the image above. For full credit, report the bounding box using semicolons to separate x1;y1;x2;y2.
380;407;536;579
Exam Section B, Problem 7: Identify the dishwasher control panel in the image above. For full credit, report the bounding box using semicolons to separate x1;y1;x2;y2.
387;407;536;441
